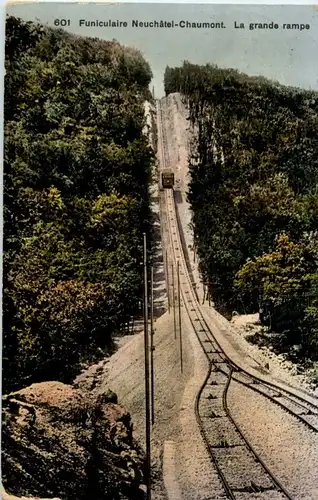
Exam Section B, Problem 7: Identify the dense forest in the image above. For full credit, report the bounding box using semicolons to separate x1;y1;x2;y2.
165;62;318;358
4;16;154;393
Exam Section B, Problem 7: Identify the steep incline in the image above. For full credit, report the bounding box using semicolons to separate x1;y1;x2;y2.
161;93;318;500
97;96;222;500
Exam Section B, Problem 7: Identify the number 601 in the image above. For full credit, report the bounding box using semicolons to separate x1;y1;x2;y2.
54;19;71;27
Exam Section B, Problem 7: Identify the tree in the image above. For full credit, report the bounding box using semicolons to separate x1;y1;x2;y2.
4;16;154;392
235;234;318;353
164;61;318;354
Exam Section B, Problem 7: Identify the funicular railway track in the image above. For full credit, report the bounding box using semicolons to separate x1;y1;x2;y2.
157;98;318;499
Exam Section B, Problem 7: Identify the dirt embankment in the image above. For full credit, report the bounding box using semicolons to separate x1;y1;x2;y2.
80;94;222;499
87;95;214;499
231;313;318;394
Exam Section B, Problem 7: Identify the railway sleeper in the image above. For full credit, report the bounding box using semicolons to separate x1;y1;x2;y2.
201;398;225;413
207;375;227;385
243;381;260;387
205;393;219;400
255;386;278;398
211;440;243;449
209;411;223;419
214;449;276;490
234;484;277;493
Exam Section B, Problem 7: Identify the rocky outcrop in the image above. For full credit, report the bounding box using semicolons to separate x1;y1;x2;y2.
2;381;145;500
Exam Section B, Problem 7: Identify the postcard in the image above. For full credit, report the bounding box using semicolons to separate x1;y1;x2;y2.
3;3;318;500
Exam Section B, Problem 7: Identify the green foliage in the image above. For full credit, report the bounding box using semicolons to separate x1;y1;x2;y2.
4;16;154;392
164;62;318;356
235;234;318;353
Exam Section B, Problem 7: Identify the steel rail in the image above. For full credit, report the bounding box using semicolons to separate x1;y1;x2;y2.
165;186;294;499
163;103;318;429
158;98;295;499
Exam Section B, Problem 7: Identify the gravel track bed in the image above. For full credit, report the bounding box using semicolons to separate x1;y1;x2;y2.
277;396;314;415
207;353;225;364
235;493;287;500
206;372;228;385
158;97;228;500
234;373;263;386
305;414;318;426
233;373;318;416
161;93;318;500
202;303;318;403
200;416;243;446
200;395;226;415
199;406;226;419
201;386;225;400
162;95;205;305
231;376;318;429
228;379;318;499
213;447;275;490
163;93;318;400
283;394;318;413
217;363;232;374
76;94;318;500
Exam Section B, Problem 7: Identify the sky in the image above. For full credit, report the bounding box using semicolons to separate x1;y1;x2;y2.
6;3;318;97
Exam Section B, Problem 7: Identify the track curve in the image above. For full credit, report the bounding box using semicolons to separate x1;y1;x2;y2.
157;97;318;499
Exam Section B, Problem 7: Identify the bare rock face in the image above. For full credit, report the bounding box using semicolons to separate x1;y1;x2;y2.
2;381;145;500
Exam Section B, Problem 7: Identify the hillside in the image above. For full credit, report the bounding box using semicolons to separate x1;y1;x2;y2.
3;16;154;500
4;16;154;394
165;62;318;361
